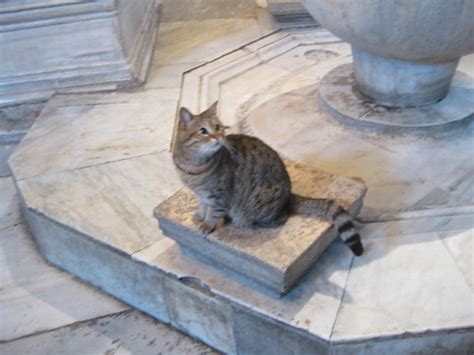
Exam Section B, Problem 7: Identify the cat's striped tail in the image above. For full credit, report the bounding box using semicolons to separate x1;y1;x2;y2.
290;194;363;256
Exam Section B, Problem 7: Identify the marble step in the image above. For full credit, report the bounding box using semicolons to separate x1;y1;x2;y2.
7;25;474;354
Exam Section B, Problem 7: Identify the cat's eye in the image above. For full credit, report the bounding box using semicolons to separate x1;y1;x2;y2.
215;124;220;131
198;127;208;135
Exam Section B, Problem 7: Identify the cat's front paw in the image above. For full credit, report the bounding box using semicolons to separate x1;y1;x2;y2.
193;211;205;223
199;222;216;234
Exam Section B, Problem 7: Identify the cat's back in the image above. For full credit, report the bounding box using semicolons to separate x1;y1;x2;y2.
225;134;291;226
226;134;290;184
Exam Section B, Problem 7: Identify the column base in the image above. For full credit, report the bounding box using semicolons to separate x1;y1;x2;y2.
318;64;474;133
352;48;459;108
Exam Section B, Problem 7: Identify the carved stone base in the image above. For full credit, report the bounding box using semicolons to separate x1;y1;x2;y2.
318;64;474;132
154;160;366;296
0;0;159;107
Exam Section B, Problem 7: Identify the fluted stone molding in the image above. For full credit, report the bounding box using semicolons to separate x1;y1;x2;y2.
0;0;159;107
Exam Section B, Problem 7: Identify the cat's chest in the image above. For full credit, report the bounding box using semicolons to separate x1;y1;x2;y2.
184;170;231;199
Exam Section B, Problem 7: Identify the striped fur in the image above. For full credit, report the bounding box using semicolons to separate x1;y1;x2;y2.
173;102;363;256
291;195;363;256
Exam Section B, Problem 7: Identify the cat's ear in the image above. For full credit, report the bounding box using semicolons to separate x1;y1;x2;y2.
179;107;194;128
207;101;218;116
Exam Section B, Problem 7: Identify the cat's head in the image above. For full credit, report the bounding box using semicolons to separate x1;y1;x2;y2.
176;101;227;158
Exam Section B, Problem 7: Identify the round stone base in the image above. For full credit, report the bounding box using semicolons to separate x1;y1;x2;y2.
319;64;474;132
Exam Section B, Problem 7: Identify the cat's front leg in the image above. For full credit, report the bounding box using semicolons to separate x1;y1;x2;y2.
193;203;208;223
199;205;226;234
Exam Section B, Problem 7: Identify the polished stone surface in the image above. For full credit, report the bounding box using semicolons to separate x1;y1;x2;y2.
7;20;474;354
332;220;474;341
9;90;179;181
17;151;182;254
319;63;474;129
0;310;218;355
0;224;129;341
302;0;474;108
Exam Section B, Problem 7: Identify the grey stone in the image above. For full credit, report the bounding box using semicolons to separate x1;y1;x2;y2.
7;21;473;354
9;91;179;181
318;64;474;131
135;239;355;345
353;48;459;108
164;277;236;354
301;0;474;63
0;0;159;107
0;310;218;355
302;0;474;108
0;102;44;143
267;2;317;29
23;208;170;324
0;144;15;177
154;160;366;295
331;330;474;355
233;307;328;355
0;223;128;341
0;177;21;228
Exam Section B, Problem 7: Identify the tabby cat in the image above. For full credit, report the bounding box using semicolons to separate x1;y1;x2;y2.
172;102;363;256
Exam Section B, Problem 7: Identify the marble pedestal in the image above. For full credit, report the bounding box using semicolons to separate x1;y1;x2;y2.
318;64;474;132
0;0;159;107
7;24;474;354
154;161;367;295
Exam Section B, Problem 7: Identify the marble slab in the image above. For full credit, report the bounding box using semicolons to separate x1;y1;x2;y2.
0;177;21;229
172;26;473;221
155;19;263;65
9;89;178;181
331;219;474;341
154;160;366;295
0;310;217;355
0;223;128;341
439;228;474;289
17;151;182;254
134;236;354;343
6;23;474;353
161;0;257;21
242;78;474;221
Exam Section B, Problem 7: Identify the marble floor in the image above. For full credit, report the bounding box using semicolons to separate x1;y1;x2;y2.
2;6;474;355
0;174;218;354
0;13;274;355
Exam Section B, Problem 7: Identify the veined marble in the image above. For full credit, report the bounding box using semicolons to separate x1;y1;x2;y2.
6;21;474;354
0;224;128;341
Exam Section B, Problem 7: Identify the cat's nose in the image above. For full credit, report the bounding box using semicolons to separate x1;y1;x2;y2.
210;132;225;140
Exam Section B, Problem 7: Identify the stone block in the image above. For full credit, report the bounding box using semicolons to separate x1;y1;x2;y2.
0;144;15;177
154;160;366;295
23;207;170;324
331;330;474;355
164;277;236;354
0;0;159;107
233;307;328;355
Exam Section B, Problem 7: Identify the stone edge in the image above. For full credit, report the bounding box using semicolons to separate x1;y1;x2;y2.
17;191;474;354
0;1;160;107
154;188;341;296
